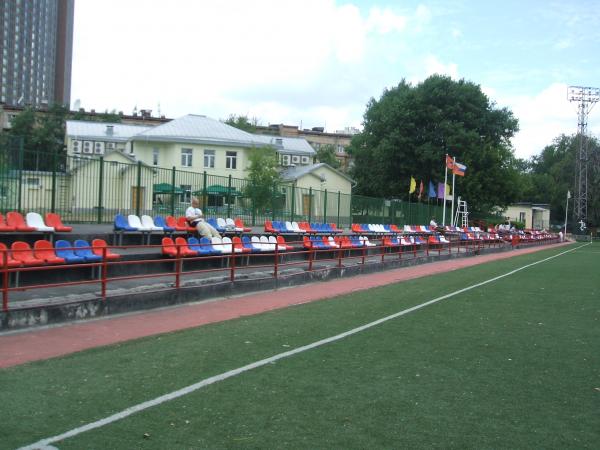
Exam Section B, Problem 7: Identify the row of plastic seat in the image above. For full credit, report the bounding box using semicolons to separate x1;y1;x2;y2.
351;224;437;234
303;235;378;249
0;239;119;267
115;214;252;233
161;235;295;257
0;212;72;233
265;221;343;234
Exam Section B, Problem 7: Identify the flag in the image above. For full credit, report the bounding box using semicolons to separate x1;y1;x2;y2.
428;181;436;198
452;161;467;176
446;155;455;170
418;180;424;200
409;177;416;194
446;183;452;200
437;182;445;200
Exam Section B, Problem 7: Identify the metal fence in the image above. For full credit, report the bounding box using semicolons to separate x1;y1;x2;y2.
0;144;449;226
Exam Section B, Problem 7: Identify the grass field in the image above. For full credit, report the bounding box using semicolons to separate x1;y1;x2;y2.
1;243;599;449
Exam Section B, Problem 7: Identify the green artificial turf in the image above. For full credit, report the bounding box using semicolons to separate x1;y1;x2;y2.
1;243;598;449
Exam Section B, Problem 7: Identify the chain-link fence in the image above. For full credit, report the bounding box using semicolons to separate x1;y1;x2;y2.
0;145;448;226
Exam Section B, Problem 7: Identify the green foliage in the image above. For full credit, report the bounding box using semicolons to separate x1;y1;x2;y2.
5;104;68;171
244;146;281;211
349;75;520;213
315;144;340;169
519;134;600;227
224;114;259;133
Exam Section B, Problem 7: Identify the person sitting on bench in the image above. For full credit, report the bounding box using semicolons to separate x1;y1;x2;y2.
185;197;221;238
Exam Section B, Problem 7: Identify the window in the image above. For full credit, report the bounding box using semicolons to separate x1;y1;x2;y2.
180;184;192;203
152;147;159;166
181;148;193;167
226;151;237;169
519;212;526;223
336;144;345;154
26;177;40;187
204;149;215;168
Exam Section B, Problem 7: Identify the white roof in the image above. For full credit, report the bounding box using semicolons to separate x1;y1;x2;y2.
66;120;153;142
134;114;261;147
252;134;315;155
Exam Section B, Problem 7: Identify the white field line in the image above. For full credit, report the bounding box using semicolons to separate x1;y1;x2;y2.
18;244;587;450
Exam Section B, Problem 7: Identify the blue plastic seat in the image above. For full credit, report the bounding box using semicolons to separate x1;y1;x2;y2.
198;237;217;255
154;216;174;232
74;240;102;262
55;240;86;263
242;236;258;253
207;218;225;232
114;214;137;231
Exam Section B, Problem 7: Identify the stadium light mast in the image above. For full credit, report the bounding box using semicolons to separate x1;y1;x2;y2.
567;86;600;231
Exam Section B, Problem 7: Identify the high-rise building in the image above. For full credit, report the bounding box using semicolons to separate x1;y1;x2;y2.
0;0;74;108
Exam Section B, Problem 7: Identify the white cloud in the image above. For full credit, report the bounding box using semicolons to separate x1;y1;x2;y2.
496;83;600;159
366;7;407;34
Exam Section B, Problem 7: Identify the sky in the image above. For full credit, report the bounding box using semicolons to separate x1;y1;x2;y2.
70;0;600;159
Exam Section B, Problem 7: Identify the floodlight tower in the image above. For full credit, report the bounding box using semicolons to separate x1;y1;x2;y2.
567;86;600;229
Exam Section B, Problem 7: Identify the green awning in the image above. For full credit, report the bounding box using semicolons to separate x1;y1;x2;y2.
193;185;242;196
153;183;184;194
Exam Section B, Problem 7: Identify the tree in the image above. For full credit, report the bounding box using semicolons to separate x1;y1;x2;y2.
244;146;281;212
224;114;259;133
348;75;520;213
315;144;341;169
520;134;600;228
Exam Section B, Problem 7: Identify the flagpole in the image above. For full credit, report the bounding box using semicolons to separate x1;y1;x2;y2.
564;190;570;235
442;155;448;226
451;156;456;226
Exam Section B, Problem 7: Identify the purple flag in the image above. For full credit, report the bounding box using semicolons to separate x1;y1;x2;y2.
437;182;445;200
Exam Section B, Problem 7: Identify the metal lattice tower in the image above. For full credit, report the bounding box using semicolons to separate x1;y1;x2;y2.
567;86;600;228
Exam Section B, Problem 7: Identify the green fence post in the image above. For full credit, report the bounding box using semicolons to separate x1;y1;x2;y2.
50;150;57;213
97;157;104;223
290;183;296;223
202;171;207;210
337;191;341;226
323;189;328;223
227;174;232;218
170;166;176;216
308;187;312;224
349;192;353;227
17;138;23;213
271;185;276;221
135;161;142;217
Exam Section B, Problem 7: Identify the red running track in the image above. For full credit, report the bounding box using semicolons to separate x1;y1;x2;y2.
0;243;569;369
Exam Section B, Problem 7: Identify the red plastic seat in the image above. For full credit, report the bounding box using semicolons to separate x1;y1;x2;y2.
44;213;73;232
276;235;293;251
176;216;195;232
390;224;401;233
165;216;180;230
303;236;312;248
33;240;65;264
91;239;121;260
162;237;177;257
6;212;36;232
11;241;45;266
232;236;251;253
234;218;252;232
0;243;21;267
0;213;16;232
264;220;276;233
175;237;198;257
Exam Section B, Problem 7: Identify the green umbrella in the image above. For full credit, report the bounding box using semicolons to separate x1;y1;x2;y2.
153;183;184;194
194;184;242;196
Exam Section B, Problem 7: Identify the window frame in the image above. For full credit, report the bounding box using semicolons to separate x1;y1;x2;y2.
225;151;237;169
181;148;193;167
204;149;215;168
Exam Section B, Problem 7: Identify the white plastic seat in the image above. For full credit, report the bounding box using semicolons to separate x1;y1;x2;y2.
328;236;339;248
127;215;151;231
217;217;228;231
291;221;302;233
285;221;295;232
251;236;264;252
221;236;233;253
226;218;243;232
260;235;275;251
268;235;284;251
211;236;224;253
364;236;376;247
26;212;55;232
141;215;163;231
